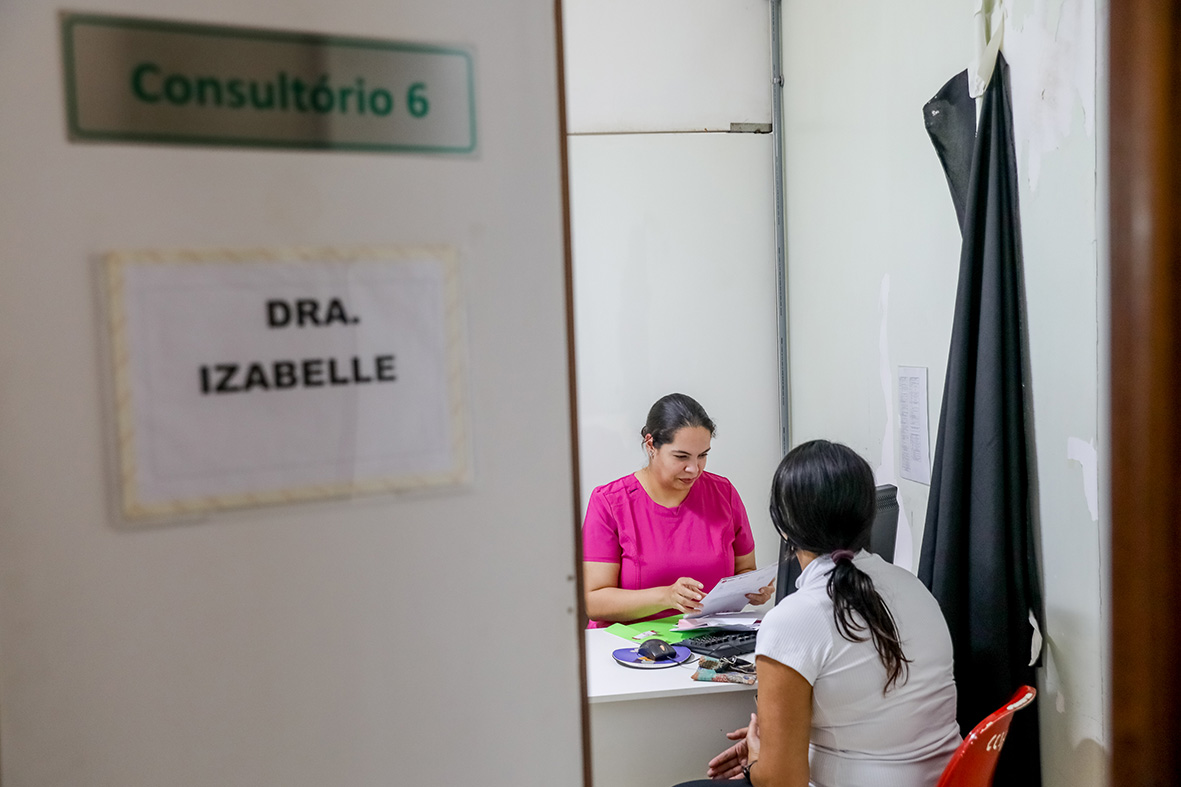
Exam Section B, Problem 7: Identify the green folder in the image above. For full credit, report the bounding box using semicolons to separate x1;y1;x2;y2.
604;615;697;644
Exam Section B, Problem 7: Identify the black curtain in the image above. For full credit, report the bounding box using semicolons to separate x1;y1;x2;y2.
919;54;1044;786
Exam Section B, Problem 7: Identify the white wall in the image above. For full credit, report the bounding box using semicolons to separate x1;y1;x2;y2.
564;0;784;568
0;2;583;785
781;1;1107;785
568;133;783;567
563;0;771;134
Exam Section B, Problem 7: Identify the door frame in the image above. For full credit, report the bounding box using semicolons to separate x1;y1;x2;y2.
1109;1;1181;783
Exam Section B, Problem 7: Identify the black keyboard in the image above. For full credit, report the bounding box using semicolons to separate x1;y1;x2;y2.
681;630;757;658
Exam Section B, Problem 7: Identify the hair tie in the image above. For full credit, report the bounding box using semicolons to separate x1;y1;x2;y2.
830;549;856;564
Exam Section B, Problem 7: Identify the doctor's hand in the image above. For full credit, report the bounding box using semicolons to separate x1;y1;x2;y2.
746;581;776;606
706;724;751;780
664;577;705;614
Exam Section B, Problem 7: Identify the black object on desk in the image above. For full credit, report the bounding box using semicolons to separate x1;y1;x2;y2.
638;638;678;661
681;629;757;658
611;643;694;669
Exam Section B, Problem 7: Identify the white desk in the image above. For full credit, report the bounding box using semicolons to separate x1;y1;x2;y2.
585;629;756;787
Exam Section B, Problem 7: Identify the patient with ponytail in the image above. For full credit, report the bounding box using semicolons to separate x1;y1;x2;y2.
676;440;961;787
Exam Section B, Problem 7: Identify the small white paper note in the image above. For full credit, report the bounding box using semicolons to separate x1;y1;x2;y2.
898;366;931;485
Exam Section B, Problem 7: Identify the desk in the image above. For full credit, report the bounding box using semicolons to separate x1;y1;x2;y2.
585;629;756;787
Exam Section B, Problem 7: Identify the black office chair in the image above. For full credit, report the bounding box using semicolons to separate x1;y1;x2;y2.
774;484;900;604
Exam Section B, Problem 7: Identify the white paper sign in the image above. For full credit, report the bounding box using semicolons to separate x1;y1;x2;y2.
106;246;468;520
898;366;931;485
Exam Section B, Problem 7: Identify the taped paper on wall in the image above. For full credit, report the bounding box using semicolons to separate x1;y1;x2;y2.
898;366;931;485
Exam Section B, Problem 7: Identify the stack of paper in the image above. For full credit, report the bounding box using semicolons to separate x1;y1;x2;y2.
691;564;777;617
674;611;763;631
674;564;778;631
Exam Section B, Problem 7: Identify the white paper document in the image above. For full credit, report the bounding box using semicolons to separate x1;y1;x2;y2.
686;564;779;618
898;366;932;485
675;611;764;631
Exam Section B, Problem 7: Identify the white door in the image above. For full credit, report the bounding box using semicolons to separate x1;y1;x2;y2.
0;2;584;785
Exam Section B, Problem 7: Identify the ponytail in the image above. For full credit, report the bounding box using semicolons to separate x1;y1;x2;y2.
827;556;910;692
770;440;912;693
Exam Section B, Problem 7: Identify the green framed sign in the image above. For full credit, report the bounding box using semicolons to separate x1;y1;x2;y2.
60;12;476;154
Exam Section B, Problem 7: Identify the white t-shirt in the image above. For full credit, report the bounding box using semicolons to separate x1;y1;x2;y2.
755;550;961;787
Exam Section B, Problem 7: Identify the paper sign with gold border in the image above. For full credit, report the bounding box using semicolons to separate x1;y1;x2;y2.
104;245;468;521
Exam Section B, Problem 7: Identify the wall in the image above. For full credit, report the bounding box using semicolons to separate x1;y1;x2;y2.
0;1;583;785
564;0;785;568
781;1;1107;786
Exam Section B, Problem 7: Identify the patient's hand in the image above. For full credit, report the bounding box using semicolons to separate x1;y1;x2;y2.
706;725;750;780
746;581;775;606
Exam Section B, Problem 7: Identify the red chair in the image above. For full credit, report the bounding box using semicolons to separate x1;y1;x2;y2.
935;685;1037;787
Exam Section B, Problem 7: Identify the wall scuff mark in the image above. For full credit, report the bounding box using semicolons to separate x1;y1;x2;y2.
1004;0;1097;190
1066;436;1099;521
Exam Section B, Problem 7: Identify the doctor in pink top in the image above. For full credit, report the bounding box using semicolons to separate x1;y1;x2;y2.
583;393;774;628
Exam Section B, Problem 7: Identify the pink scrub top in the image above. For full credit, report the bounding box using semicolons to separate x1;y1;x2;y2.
582;471;755;628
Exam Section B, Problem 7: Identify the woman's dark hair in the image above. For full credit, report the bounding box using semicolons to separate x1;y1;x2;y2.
640;393;716;449
769;439;910;692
